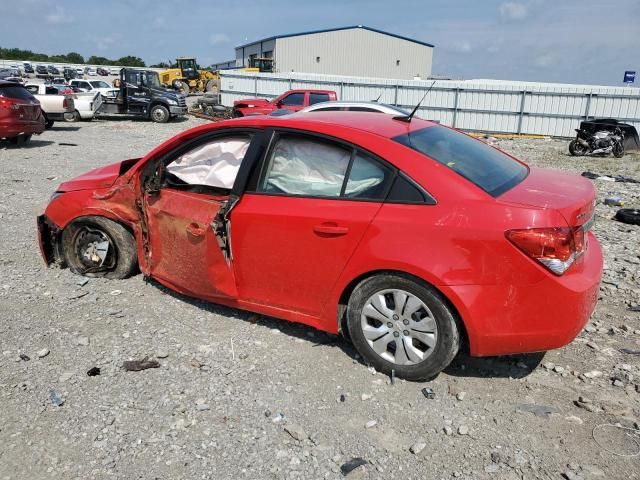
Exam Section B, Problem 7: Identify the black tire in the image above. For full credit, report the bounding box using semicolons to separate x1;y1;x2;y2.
346;274;460;381
615;208;640;226
613;142;624;158
205;79;217;92
61;216;138;279
232;109;243;118
569;139;587;156
45;117;54;129
64;110;81;122
177;81;190;95
8;134;31;146
150;104;170;123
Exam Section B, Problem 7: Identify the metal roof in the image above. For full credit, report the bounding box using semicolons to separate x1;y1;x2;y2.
235;25;434;49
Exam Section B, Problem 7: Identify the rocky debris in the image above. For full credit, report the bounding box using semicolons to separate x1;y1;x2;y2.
365;420;377;429
36;348;49;358
283;423;307;442
457;425;470;435
515;403;560;418
47;388;64;407
409;440;427;454
122;357;160;372
74;336;89;346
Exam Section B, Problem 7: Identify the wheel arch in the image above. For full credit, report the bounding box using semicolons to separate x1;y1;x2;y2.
336;269;470;354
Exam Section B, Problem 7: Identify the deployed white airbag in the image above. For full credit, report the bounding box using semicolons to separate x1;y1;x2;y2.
166;136;251;189
263;137;383;197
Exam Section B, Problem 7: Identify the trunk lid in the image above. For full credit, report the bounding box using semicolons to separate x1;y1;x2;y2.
500;167;596;227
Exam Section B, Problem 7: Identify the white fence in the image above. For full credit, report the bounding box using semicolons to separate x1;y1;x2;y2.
219;71;640;138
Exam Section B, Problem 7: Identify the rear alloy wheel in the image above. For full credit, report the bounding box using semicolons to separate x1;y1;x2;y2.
568;139;587;156
150;104;170;123
64;110;81;122
62;216;138;279
347;274;460;381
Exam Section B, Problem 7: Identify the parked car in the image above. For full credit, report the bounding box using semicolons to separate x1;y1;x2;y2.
47;65;60;75
51;77;67;85
63;67;77;81
109;67;121;75
22;83;74;128
300;101;410;115
0;80;45;145
86;68;97;76
23;63;34;74
69;79;118;97
76;68;84;76
96;67;109;76
35;65;50;78
233;89;337;117
37;112;603;380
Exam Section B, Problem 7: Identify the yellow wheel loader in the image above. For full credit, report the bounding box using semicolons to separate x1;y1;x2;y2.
160;57;218;95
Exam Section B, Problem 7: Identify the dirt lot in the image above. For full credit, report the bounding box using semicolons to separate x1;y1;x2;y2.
0;118;639;480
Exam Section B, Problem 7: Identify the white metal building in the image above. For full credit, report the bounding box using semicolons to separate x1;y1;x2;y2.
213;25;434;80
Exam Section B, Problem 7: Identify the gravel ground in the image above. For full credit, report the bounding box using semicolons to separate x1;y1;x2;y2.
0;119;639;480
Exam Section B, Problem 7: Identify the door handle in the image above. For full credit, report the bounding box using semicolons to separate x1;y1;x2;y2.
186;222;205;237
313;223;349;236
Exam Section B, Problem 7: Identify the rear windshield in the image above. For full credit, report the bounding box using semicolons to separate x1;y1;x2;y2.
393;126;528;197
0;85;36;101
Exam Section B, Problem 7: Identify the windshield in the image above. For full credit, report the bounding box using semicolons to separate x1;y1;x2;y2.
393;125;528;197
0;85;36;101
142;72;161;88
90;81;110;88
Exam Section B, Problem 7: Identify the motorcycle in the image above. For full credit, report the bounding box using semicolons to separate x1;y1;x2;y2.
569;126;625;158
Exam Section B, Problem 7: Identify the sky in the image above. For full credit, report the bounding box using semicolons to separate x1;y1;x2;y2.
3;0;639;86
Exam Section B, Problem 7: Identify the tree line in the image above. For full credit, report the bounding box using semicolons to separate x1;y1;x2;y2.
0;47;146;67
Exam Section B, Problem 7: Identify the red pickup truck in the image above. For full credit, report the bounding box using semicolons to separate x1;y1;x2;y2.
233;89;337;117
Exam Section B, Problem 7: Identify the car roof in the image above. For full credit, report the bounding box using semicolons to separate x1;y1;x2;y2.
230;111;437;139
302;101;406;113
0;79;25;87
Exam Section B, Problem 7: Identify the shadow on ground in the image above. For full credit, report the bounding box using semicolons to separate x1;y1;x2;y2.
0;139;55;149
145;276;544;381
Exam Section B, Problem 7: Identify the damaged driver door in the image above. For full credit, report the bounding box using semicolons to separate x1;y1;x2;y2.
141;130;262;301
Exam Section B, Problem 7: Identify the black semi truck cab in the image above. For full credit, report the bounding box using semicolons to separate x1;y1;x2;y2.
99;68;187;123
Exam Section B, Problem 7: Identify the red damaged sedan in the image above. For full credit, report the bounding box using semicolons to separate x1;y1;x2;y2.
37;113;602;380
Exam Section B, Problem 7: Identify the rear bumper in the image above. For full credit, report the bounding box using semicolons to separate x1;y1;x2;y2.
0;121;45;138
46;112;68;121
444;233;603;356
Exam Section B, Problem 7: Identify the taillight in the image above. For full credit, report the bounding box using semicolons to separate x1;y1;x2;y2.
63;98;69;108
506;226;587;275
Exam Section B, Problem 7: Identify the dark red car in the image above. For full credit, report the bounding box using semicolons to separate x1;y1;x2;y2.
233;89;337;117
37;113;602;380
0;80;45;145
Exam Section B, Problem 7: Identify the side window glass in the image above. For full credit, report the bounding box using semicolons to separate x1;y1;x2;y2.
344;153;393;200
280;93;304;106
25;86;38;94
165;134;253;189
386;174;435;204
309;93;330;105
347;107;379;112
259;135;351;197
